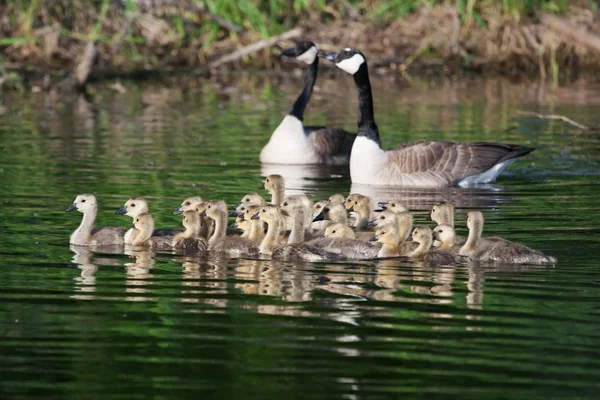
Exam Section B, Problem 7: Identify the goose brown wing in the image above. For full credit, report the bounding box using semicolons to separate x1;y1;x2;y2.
308;128;356;160
388;141;533;178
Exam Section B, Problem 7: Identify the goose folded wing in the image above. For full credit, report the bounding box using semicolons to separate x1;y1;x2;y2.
387;141;533;177
308;128;356;158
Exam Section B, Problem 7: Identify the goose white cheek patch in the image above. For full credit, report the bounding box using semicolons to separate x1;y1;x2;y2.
296;46;318;64
336;53;365;75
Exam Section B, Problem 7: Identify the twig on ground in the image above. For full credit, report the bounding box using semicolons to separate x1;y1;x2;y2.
112;11;140;56
517;110;589;130
210;28;303;69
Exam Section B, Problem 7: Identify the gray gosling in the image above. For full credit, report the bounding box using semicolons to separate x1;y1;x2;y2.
66;194;126;246
172;211;208;253
459;211;557;265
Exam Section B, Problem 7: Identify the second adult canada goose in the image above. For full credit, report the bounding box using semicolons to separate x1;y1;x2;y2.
459;211;557;264
66;194;126;246
319;49;534;187
260;41;355;165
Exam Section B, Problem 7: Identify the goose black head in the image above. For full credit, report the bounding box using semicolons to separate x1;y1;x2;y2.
319;48;366;75
280;41;318;64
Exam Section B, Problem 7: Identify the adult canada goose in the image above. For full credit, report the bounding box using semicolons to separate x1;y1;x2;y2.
66;194;126;246
199;200;260;258
459;211;557;264
260;41;355;165
408;226;461;263
319;49;534;187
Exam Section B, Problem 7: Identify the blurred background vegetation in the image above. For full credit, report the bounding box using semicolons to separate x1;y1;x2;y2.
0;0;599;87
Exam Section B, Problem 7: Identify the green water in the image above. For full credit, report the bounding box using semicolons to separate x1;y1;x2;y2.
1;74;600;399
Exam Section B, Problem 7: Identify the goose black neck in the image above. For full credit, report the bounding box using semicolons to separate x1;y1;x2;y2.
353;62;381;146
288;58;318;121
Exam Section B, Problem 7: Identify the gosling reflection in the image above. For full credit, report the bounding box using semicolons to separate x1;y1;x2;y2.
124;248;155;301
180;253;230;308
70;245;98;299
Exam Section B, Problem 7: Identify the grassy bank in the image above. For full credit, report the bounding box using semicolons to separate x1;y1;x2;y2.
1;0;599;88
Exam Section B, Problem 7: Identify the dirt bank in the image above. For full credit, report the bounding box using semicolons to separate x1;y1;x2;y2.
1;2;600;89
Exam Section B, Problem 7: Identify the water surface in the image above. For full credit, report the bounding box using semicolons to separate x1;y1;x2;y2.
1;73;600;399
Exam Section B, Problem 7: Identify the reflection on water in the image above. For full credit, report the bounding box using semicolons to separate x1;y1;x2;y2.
1;75;600;398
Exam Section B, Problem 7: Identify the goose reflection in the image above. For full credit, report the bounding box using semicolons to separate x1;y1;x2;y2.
260;163;346;195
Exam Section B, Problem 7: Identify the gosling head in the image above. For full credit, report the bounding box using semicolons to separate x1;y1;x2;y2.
328;194;345;204
252;204;280;224
344;193;364;211
319;48;367;76
432;224;457;247
242;204;262;222
233;193;266;216
116;197;149;217
66;194;97;213
134;213;153;231
312;200;330;218
466;211;484;232
324;223;355;239
259;174;284;192
377;200;408;213
408;226;433;247
280;196;305;217
430;201;455;225
174;196;203;215
199;200;227;220
280;40;318;65
230;216;251;233
368;209;398;227
370;226;400;246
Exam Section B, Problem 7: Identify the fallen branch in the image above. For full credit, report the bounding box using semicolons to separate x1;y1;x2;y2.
111;11;140;56
210;28;303;69
517;110;589;130
540;13;600;54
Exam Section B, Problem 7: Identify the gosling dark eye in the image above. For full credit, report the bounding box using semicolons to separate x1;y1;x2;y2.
354;201;358;204
433;208;436;212
332;230;336;234
440;230;443;233
316;205;321;209
81;199;86;203
136;218;139;222
391;203;395;207
262;209;266;212
381;216;385;219
381;231;386;235
131;203;135;207
185;201;190;206
283;202;288;206
208;205;211;209
245;198;250;202
266;179;270;182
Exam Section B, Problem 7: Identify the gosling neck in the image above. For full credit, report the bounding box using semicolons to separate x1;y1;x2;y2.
409;236;432;258
398;218;413;243
287;209;306;244
271;185;284;206
378;243;400;258
461;221;482;256
439;233;457;251
354;205;371;230
209;210;227;248
249;220;265;244
260;216;282;255
71;205;97;244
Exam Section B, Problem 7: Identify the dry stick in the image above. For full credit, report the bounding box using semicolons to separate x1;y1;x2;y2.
517;110;589;130
540;13;600;53
210;28;303;69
